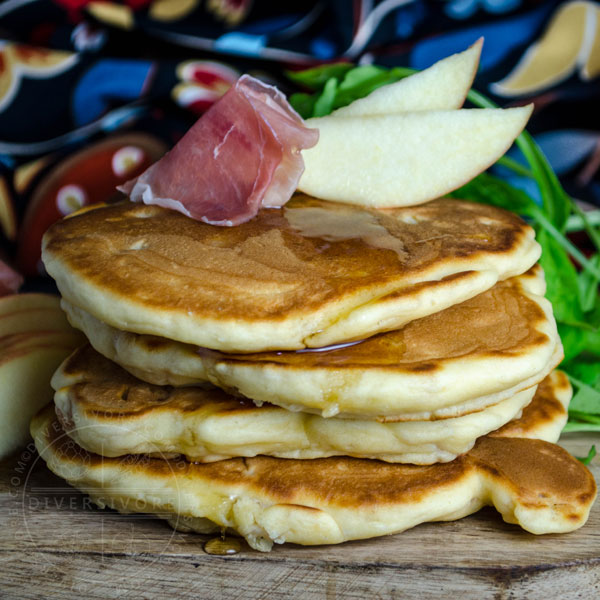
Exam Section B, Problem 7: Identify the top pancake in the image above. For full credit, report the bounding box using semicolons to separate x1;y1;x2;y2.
42;195;540;352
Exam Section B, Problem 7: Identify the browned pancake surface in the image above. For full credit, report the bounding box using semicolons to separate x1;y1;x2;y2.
59;345;261;418
200;276;549;369
43;196;532;323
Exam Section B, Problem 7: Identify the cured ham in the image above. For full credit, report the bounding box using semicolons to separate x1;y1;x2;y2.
119;75;318;226
0;259;23;296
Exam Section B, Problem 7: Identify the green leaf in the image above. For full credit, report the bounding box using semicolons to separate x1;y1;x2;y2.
570;201;600;253
285;63;354;91
563;422;600;432
313;78;339;117
579;254;600;312
338;65;388;90
580;296;600;355
288;92;318;119
585;329;600;356
496;156;534;178
526;139;571;231
334;68;401;109
559;323;589;362
562;357;600;386
449;172;539;217
537;230;583;323
569;376;600;415
567;210;600;232
576;445;597;465
533;210;600;281
568;410;600;424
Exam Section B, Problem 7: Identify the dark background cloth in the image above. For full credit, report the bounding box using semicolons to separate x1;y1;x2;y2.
1;0;598;284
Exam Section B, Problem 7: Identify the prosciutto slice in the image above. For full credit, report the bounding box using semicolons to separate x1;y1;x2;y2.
0;259;23;296
119;75;318;226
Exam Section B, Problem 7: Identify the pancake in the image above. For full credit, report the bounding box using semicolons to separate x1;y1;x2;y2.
31;403;596;551
42;195;541;352
53;346;570;464
62;267;562;420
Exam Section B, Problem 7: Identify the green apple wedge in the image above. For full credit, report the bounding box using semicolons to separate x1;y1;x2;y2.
332;38;482;117
298;105;533;208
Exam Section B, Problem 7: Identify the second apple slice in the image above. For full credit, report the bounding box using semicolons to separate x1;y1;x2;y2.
299;106;532;208
332;39;482;117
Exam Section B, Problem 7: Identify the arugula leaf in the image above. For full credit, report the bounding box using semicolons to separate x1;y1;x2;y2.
562;356;600;386
289;92;318;119
576;445;597;465
313;78;339;117
286;63;354;91
537;231;583;322
449;173;539;218
585;328;600;356
564;422;600;432
579;254;600;312
569;376;600;415
333;67;402;108
559;324;589;363
567;210;600;232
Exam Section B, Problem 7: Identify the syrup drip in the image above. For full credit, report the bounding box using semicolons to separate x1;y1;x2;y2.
284;204;408;259
203;537;242;555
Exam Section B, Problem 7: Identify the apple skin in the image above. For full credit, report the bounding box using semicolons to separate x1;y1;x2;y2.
299;105;533;208
332;38;482;117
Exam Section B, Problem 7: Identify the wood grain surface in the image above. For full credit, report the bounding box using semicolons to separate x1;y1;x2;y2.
1;433;598;600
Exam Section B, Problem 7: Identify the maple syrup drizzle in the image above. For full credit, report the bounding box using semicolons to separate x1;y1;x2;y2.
203;537;242;555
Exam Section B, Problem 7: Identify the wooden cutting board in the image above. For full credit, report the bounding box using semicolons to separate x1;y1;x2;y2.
1;433;598;600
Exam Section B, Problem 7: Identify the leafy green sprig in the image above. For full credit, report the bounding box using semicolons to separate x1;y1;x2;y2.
287;63;600;433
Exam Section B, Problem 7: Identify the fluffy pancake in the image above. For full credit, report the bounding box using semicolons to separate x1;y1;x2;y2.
42;195;540;352
31;402;596;551
62;267;562;420
53;346;570;464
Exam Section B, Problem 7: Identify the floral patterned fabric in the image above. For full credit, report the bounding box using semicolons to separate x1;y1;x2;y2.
0;0;598;283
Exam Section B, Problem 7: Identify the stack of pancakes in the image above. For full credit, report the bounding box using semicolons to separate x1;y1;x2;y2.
32;195;596;551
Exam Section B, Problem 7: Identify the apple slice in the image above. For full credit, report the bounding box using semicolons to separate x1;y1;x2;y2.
0;307;72;336
0;329;84;458
0;294;73;334
298;106;533;208
332;39;482;117
0;293;62;315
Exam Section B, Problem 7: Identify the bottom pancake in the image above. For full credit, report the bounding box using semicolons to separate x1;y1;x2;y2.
31;404;596;552
52;346;571;464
